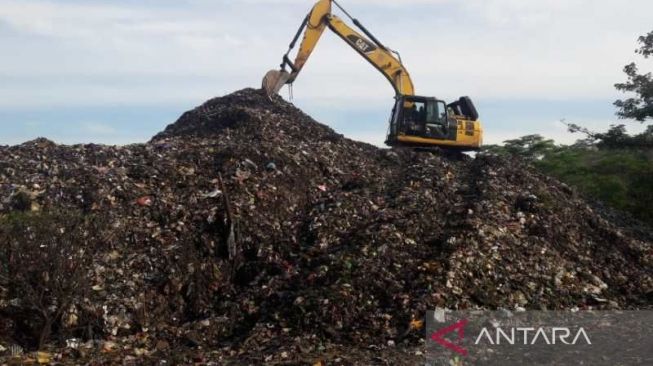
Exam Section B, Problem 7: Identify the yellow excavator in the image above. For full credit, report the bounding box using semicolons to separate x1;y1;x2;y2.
263;0;483;150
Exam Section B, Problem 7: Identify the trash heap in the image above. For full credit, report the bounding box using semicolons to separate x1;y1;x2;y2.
0;88;651;364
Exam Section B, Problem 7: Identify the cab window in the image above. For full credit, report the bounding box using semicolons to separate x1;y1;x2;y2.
405;101;427;123
425;100;448;124
426;102;438;123
438;101;448;121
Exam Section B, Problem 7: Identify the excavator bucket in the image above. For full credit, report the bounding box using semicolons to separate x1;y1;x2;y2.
262;69;291;98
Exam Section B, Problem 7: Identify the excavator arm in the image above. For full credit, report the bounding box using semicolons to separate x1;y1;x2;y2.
263;0;414;97
262;0;483;151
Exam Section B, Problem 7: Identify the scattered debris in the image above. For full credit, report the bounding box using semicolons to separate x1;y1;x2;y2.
0;88;651;364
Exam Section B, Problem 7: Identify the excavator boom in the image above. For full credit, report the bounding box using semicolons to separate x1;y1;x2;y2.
264;0;413;97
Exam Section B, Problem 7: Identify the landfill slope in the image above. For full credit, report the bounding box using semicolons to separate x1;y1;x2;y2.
0;88;651;364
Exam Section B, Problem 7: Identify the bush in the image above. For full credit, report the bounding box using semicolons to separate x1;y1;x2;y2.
0;210;108;349
483;135;653;226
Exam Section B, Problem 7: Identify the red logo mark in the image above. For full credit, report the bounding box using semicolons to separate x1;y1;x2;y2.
430;319;468;356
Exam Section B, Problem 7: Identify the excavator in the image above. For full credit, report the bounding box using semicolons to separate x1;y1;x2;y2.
262;0;483;150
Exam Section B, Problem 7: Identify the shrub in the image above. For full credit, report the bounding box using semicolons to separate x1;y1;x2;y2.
0;210;107;349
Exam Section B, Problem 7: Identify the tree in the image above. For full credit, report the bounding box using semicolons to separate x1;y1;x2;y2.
482;135;557;161
502;134;557;161
566;123;653;149
614;31;653;122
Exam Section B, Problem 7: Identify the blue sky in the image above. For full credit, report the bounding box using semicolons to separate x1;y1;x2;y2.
0;0;651;146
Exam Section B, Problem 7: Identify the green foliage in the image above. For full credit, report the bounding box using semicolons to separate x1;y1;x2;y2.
566;123;653;149
503;135;557;161
537;148;653;222
636;31;653;58
614;31;653;122
483;135;653;225
483;135;558;161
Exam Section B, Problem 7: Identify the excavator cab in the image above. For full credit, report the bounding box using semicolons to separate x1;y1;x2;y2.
386;95;483;150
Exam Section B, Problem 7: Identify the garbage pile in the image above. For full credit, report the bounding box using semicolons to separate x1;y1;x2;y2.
0;88;651;364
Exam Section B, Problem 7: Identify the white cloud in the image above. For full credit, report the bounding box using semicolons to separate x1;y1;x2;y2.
0;0;650;107
0;0;651;146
